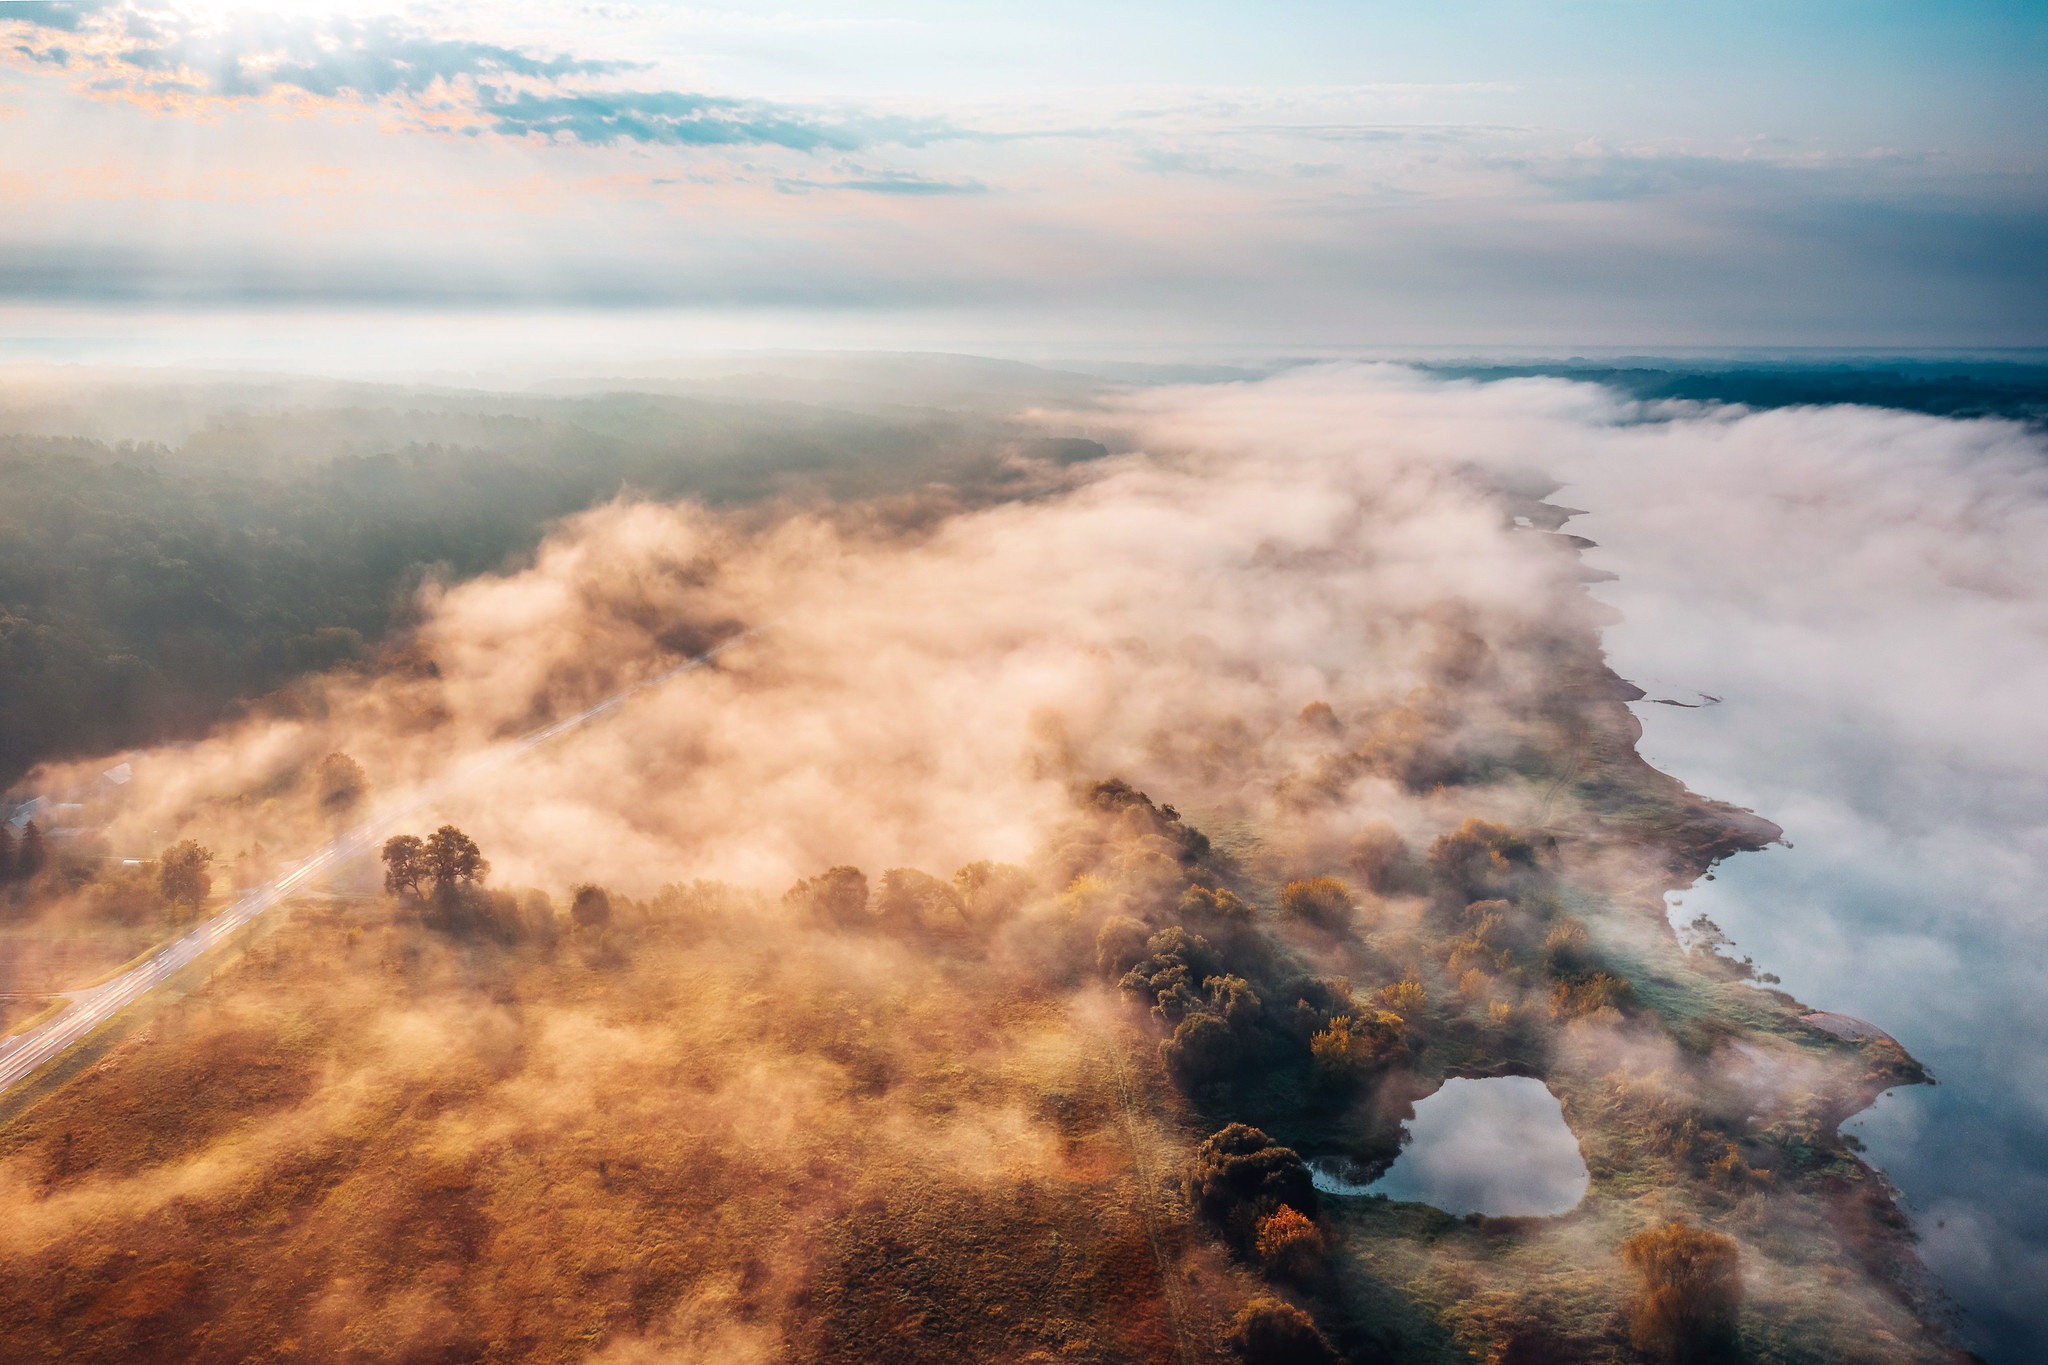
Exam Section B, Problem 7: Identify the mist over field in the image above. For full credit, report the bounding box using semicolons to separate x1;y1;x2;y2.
0;353;2041;1360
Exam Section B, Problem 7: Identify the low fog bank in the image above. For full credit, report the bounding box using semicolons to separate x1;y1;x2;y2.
1545;397;2048;1359
29;370;1579;898
1118;366;2048;1356
0;358;1118;785
5;358;2016;1357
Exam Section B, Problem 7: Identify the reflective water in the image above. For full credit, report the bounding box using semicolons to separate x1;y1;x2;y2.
1313;1075;1589;1217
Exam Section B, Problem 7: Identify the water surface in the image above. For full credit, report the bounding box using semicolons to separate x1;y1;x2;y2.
1313;1076;1588;1218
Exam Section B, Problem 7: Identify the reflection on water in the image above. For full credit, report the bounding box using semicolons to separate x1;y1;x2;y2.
1313;1076;1588;1217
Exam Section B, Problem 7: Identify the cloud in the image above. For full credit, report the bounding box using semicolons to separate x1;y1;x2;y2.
472;88;926;152
0;2;945;152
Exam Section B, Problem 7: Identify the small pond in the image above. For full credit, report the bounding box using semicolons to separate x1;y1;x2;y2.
1311;1075;1589;1217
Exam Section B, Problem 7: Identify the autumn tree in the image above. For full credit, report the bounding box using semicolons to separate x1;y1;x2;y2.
1224;1296;1340;1365
157;840;214;916
1254;1205;1324;1279
1163;1012;1240;1088
1310;1009;1408;1088
570;883;612;931
314;752;366;817
1179;883;1252;921
952;860;1035;925
1188;1124;1318;1248
423;825;488;894
782;865;869;925
1621;1221;1743;1363
1096;915;1151;977
381;834;427;899
875;867;967;934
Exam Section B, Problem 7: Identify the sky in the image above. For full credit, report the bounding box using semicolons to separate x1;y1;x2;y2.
1;0;2045;348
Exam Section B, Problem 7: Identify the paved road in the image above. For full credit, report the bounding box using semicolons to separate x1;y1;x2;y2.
0;630;754;1098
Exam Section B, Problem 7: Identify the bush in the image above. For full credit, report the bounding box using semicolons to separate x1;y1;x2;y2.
1253;1206;1323;1279
1279;877;1355;928
1426;818;1533;908
1621;1221;1742;1363
1096;915;1151;977
1310;1011;1407;1088
1162;1012;1240;1087
1550;972;1634;1021
1224;1296;1340;1365
1188;1124;1318;1246
1180;884;1252;920
1349;820;1417;895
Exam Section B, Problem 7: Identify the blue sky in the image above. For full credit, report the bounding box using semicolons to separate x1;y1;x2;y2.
0;0;2042;347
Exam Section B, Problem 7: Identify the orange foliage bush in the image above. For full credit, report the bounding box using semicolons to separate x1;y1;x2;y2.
1254;1205;1323;1277
1621;1221;1742;1363
1279;877;1355;927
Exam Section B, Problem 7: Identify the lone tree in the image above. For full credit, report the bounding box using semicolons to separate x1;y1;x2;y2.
315;752;367;816
158;841;215;915
1224;1297;1339;1365
423;825;489;895
383;826;490;906
381;834;427;899
1621;1221;1743;1363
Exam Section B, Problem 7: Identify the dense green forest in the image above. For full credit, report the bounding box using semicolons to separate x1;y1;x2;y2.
0;381;1106;786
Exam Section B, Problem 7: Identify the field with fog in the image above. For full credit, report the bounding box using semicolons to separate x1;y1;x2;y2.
0;361;1970;1362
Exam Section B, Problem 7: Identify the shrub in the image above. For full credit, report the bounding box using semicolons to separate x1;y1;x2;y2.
1096;916;1151;977
1162;1012;1240;1087
1253;1206;1323;1278
1310;1010;1407;1087
1181;884;1252;920
1550;972;1634;1021
1427;817;1533;907
1349;820;1417;894
1279;877;1355;928
1224;1296;1340;1365
1188;1124;1318;1245
1621;1221;1742;1363
1379;979;1426;1018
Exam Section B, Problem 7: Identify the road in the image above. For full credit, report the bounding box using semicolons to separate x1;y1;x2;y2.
0;629;755;1098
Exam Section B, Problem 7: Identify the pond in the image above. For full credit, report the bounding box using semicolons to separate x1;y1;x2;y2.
1311;1075;1589;1217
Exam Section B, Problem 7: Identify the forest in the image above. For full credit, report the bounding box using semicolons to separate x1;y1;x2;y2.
0;371;1105;785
